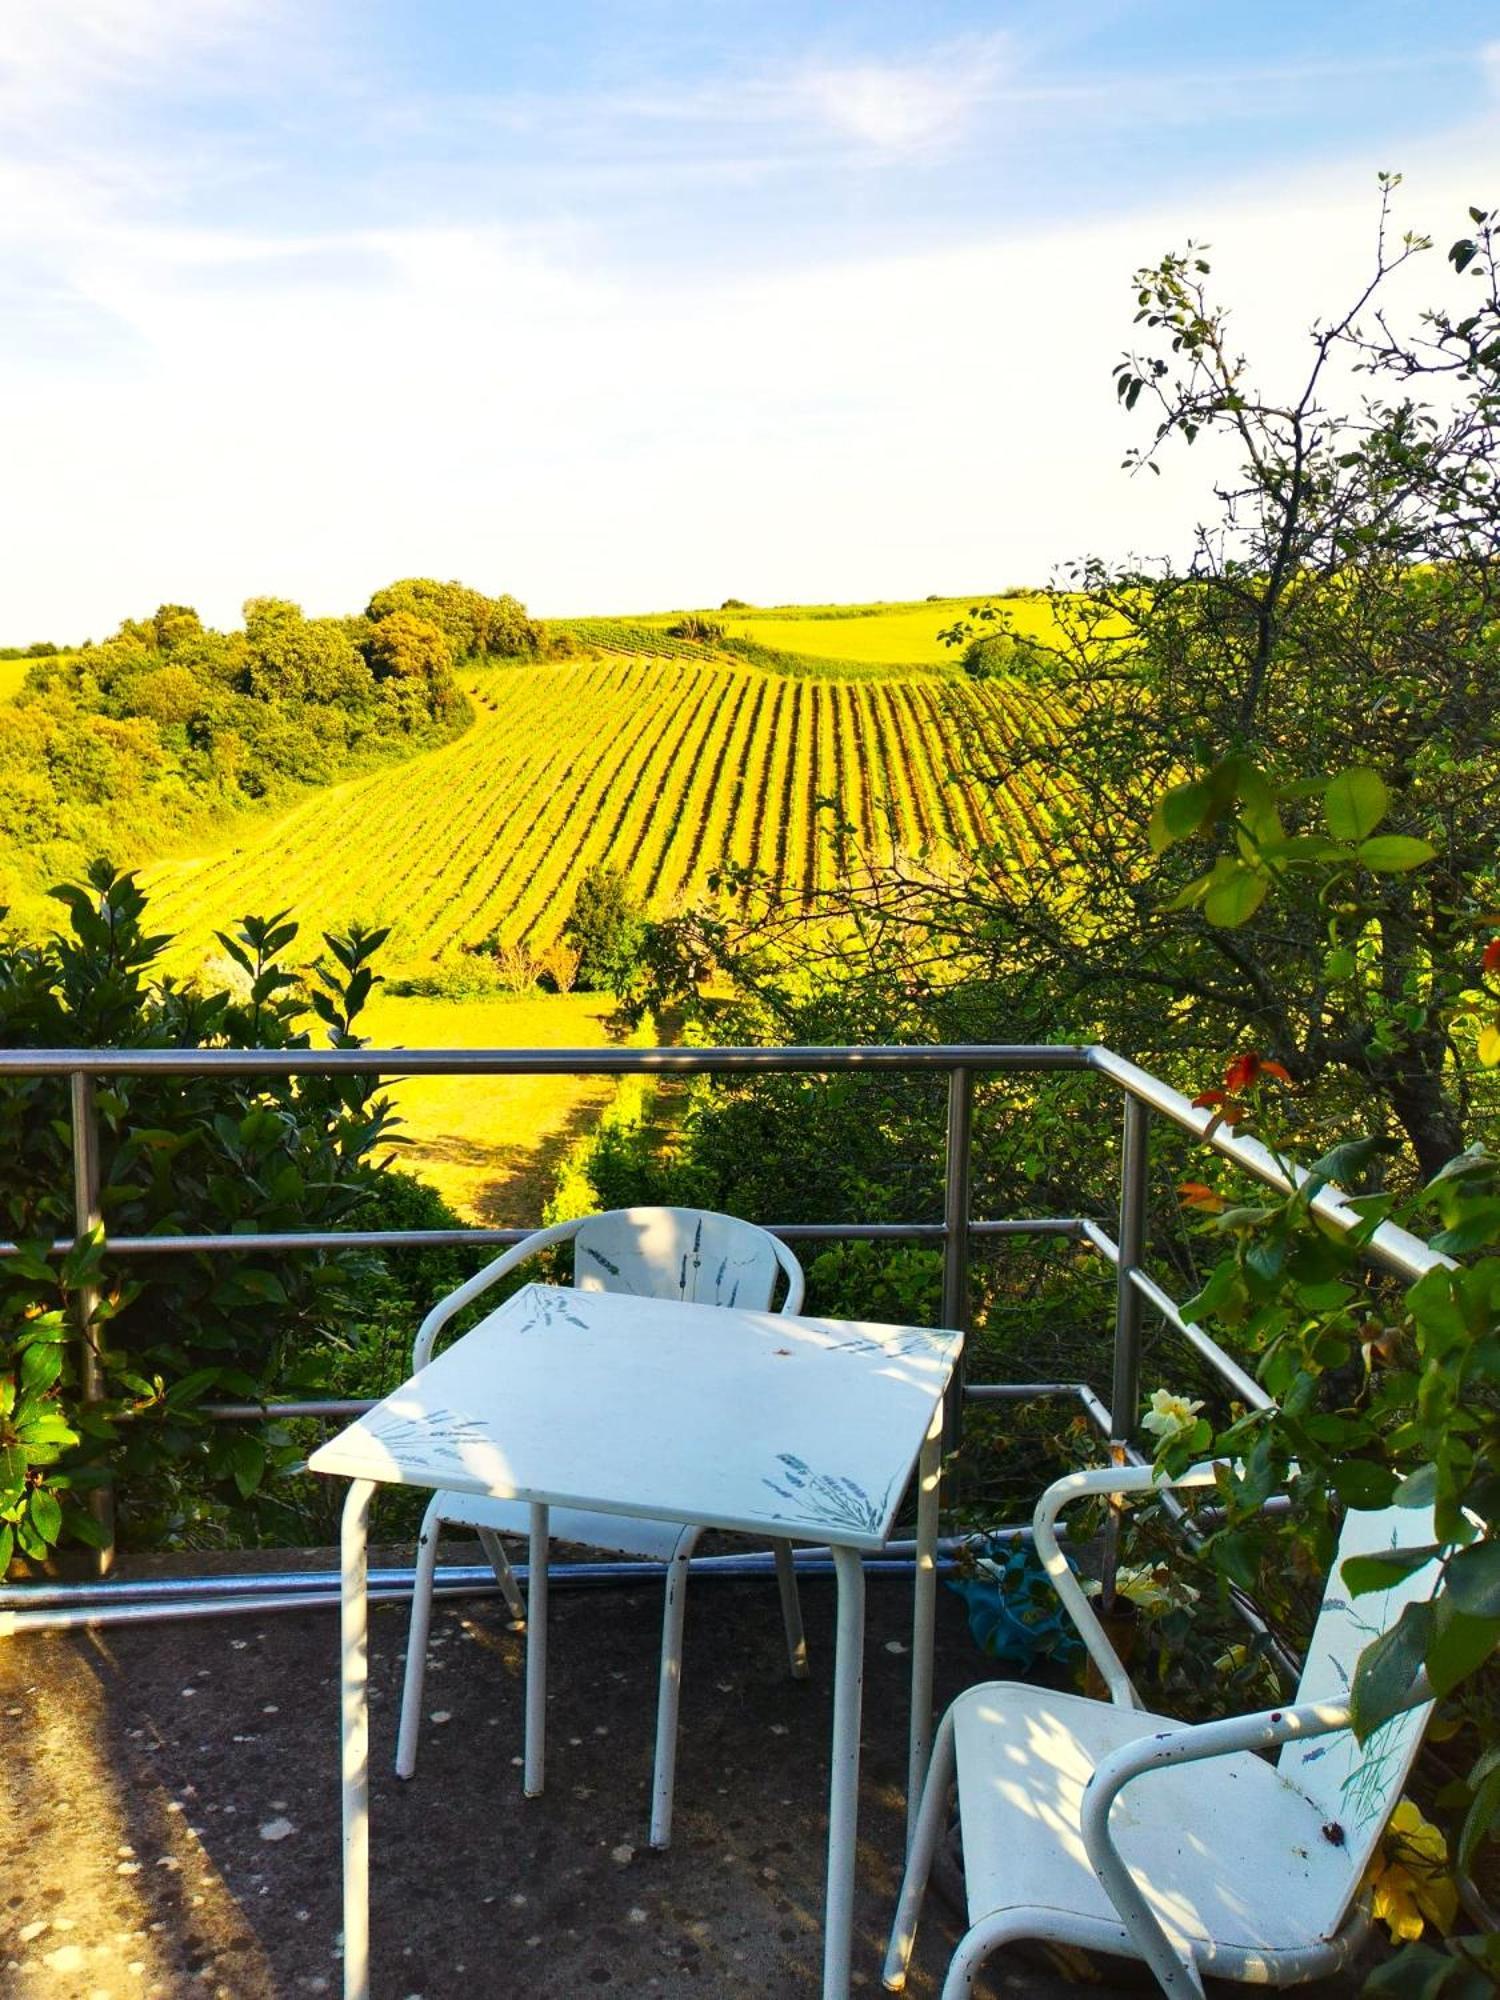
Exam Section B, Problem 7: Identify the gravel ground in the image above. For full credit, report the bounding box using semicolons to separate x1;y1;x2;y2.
0;1551;1379;1999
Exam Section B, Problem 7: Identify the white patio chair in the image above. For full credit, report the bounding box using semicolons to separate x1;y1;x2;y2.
886;1462;1444;1999
394;1204;808;1847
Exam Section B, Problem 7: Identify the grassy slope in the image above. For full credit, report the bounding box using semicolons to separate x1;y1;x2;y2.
0;661;31;701
722;595;1059;666
364;990;628;1224
141;653;1068;970
576;592;1063;675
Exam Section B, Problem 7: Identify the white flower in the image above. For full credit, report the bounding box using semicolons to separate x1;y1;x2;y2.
1142;1387;1205;1440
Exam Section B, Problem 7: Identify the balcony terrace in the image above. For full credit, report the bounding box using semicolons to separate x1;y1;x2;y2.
0;1042;1441;1999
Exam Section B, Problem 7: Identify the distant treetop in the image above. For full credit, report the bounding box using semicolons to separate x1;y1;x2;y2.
366;577;542;660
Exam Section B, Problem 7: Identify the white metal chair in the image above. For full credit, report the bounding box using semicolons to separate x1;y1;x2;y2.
394;1205;809;1847
886;1462;1442;1999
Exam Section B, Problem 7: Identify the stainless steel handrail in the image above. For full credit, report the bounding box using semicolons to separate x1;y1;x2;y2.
0;1038;1453;1619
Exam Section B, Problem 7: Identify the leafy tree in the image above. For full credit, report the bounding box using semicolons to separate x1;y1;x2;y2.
129;663;215;727
4;596;466;924
682;183;1500;1182
151;604;204;653
960;629;1047;681
366;608;453;684
243;597;371;707
367;577;540;660
563;865;647;994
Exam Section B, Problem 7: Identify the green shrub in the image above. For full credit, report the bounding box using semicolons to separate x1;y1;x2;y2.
564;865;647;994
666;615;725;643
0;863;421;1559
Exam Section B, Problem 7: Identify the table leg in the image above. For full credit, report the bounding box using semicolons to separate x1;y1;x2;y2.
907;1403;944;1853
524;1502;549;1797
823;1543;866;2000
340;1478;376;2000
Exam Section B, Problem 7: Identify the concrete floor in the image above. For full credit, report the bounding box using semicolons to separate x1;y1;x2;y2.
0;1553;1379;1999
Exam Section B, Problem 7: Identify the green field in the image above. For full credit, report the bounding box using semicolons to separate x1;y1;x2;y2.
144;643;1071;971
363;989;634;1223
128;595;1075;1216
562;592;1064;678
719;594;1058;667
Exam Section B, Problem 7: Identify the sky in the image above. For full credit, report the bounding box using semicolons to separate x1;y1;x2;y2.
1;1;1497;640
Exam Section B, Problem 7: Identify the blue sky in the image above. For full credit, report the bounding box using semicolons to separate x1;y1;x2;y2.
1;1;1496;636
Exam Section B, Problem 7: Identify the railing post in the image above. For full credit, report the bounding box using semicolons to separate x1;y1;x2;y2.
940;1066;973;1450
1109;1094;1150;1441
1102;1093;1150;1609
70;1073;114;1574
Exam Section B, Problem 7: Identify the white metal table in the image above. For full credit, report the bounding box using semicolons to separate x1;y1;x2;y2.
309;1281;962;2000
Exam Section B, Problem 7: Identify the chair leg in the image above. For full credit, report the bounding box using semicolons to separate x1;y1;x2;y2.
771;1538;810;1680
524;1503;548;1797
882;1709;957;1991
476;1526;527;1626
650;1524;704;1851
395;1499;443;1780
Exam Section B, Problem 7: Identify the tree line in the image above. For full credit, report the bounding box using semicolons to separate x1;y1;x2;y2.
0;577;559;926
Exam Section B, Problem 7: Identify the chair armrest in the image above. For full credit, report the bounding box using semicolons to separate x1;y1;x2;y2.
1077;1681;1431;1998
774;1237;806;1315
412;1218;582;1370
1031;1464;1226;1709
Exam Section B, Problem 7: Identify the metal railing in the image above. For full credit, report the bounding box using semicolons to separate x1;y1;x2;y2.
0;1041;1449;1630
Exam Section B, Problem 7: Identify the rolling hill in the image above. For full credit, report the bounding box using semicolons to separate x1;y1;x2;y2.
143;643;1067;970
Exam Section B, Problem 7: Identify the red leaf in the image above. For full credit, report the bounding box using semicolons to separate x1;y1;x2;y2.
1259;1060;1294;1085
1483;939;1500;973
1178;1181;1227;1213
1192;1088;1227;1109
1224;1052;1261;1093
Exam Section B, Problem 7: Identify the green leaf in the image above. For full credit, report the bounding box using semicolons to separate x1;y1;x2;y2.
1211;1528;1262;1592
1446;1540;1500;1618
1162;871;1213;913
1202;863;1269;927
1306;1135;1394;1190
1396;1464;1440;1509
1429;1200;1500;1256
1427;1594;1500;1698
0;1524;11;1575
1357;834;1438;874
1460;1767;1500;1876
1258;835;1348;864
1341;1545;1439;1596
64;1505;109;1548
1349;1598;1433;1740
227;1435;266;1499
19;1343;62;1398
1324;767;1389;842
1330;1460;1398;1508
1364;1940;1486;1999
27;1485;61;1547
163;1367;221;1410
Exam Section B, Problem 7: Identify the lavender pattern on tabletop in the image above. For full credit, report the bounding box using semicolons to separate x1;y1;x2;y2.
762;1453;894;1535
362;1405;491;1468
513;1286;592;1333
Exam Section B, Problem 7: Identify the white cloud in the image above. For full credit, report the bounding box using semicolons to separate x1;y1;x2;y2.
790;37;1010;153
0;151;1492;641
0;0;270;112
0;11;1495;641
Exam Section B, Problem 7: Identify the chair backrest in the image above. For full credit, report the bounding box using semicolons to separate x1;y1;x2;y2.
1279;1499;1440;1900
572;1206;803;1314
